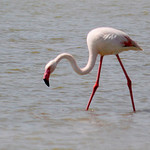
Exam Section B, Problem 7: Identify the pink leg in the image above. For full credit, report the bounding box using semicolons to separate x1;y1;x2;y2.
86;56;104;110
116;54;136;112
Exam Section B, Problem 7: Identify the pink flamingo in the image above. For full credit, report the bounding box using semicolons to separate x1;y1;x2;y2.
43;27;142;112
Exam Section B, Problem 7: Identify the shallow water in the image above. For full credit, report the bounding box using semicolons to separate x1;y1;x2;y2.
0;0;150;149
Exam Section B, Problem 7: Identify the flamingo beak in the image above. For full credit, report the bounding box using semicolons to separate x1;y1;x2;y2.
43;78;49;87
43;68;50;87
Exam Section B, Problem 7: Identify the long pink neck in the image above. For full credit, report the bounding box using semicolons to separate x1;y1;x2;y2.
55;51;98;75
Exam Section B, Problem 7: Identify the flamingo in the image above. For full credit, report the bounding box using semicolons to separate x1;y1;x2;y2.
43;27;143;112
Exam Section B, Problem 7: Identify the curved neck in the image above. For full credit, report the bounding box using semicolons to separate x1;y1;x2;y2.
55;51;98;75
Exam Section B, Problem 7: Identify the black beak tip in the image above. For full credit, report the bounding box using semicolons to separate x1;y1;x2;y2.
43;79;50;87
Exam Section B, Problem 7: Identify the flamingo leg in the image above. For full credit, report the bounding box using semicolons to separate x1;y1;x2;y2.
86;56;104;110
116;54;136;112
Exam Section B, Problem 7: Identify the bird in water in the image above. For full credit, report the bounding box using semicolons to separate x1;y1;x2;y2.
43;27;143;112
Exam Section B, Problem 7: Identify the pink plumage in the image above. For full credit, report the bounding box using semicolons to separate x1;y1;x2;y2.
87;27;142;56
43;27;143;112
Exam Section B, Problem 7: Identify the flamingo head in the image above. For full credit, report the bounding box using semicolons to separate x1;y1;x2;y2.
43;60;57;87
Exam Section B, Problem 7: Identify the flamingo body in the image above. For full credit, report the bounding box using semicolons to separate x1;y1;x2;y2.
87;27;142;56
43;27;142;112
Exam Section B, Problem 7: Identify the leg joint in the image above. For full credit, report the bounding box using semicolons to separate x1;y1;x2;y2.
127;77;132;88
93;83;99;90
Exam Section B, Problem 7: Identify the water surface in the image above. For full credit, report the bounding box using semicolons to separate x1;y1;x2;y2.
0;0;150;149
